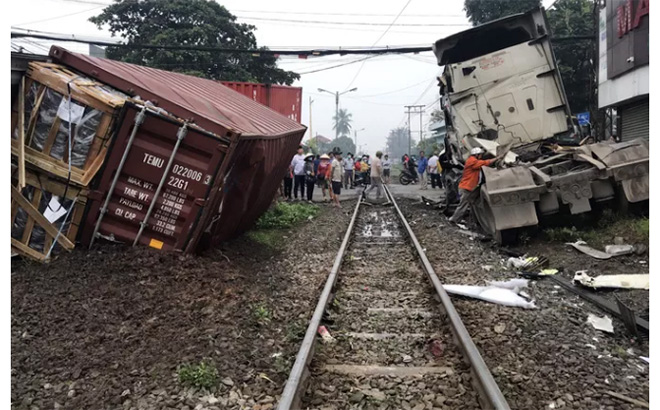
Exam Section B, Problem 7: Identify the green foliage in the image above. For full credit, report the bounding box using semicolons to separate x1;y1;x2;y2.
255;202;319;229
386;127;414;161
286;319;307;342
252;304;272;324
178;361;218;389
547;0;596;113
332;109;353;137
246;230;281;248
463;0;541;26
329;136;357;156
544;211;649;246
273;354;291;374
89;0;299;85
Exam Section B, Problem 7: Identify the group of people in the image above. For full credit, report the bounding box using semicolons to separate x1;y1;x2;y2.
282;146;345;207
282;141;506;226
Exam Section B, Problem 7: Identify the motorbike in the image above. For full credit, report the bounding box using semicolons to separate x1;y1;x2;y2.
399;167;419;185
354;168;371;187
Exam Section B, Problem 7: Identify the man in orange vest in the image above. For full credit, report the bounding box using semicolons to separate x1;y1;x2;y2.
449;147;501;223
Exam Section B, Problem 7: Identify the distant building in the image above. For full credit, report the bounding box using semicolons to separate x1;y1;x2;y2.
313;135;332;145
428;120;447;151
597;0;649;141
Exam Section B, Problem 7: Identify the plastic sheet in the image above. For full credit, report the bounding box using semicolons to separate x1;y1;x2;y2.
443;278;536;309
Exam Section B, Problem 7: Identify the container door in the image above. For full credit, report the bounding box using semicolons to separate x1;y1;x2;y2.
81;104;232;251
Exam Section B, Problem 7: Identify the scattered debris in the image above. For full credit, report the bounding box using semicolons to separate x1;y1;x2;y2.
456;223;468;230
481;265;494;272
605;391;649;408
639;356;649;364
567;241;612;259
428;339;444;358
587;314;614;333
604;244;634;256
539;268;558;276
585;344;597;349
318;326;335;343
444;278;536;309
402;354;413;363
493;323;506;334
573;271;649;290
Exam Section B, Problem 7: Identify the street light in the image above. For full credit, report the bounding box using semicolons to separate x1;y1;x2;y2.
354;128;365;155
317;87;358;139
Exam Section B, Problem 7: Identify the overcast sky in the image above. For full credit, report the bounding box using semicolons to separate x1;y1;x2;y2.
11;0;554;154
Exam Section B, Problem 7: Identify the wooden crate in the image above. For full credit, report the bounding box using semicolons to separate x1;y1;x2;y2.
11;169;88;262
10;62;127;187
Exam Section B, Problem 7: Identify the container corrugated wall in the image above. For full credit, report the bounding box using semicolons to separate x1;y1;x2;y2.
220;81;302;123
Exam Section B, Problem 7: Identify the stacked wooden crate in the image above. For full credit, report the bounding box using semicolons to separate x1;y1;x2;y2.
10;62;127;262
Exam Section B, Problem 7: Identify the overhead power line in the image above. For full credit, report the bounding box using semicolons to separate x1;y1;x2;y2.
237;16;471;27
232;9;466;18
344;0;413;91
16;5;105;26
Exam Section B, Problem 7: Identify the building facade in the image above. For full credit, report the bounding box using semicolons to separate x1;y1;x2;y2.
598;0;649;141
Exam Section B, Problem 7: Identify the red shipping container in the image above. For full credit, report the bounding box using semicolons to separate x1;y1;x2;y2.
220;81;302;123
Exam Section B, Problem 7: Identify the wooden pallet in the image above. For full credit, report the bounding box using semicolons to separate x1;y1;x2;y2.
11;169;88;262
10;62;127;187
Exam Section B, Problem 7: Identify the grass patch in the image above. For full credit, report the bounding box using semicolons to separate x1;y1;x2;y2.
543;209;649;247
252;303;272;325
246;230;282;248
255;202;319;229
177;361;218;389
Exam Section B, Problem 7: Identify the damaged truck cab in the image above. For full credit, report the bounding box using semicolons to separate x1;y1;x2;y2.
433;7;649;243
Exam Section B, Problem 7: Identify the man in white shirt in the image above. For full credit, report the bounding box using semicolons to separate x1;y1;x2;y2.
365;151;384;200
382;154;392;184
290;146;306;200
342;153;355;189
427;151;441;189
330;151;345;208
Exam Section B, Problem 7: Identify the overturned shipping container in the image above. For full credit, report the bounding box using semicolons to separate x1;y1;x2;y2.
48;46;307;250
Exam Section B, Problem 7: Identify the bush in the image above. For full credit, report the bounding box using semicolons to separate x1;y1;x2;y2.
255;202;319;229
178;361;218;389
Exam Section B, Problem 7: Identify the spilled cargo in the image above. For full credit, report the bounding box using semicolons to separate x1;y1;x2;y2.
10;47;307;261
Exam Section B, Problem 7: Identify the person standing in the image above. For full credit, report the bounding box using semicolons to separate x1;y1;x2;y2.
317;154;331;201
427;151;441;189
330;151;344;208
449;147;501;223
365;151;384;200
343;153;355;189
417;151;428;190
382;154;392;184
313;154;321;181
291;146;306;200
283;167;293;201
304;153;316;203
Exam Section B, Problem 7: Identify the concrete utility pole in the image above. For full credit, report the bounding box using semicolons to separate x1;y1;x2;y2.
318;87;358;139
354;128;365;154
404;105;425;155
309;97;314;142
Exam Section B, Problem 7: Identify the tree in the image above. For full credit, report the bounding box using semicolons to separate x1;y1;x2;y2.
332;109;353;138
306;137;320;155
329;136;356;156
547;0;595;114
464;0;541;26
89;0;299;84
386;127;415;161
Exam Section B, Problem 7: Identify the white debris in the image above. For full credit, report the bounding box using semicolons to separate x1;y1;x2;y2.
585;344;597;349
640;356;649;364
604;244;634;256
573;271;649;290
444;278;536;309
567;241;611;259
481;265;494;272
457;223;468;230
587;314;614;333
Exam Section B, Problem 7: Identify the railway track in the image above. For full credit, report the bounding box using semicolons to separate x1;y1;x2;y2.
277;186;510;410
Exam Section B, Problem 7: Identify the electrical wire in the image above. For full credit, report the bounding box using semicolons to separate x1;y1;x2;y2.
15;5;105;26
344;0;414;91
297;55;380;74
237;16;471;27
232;9;466;18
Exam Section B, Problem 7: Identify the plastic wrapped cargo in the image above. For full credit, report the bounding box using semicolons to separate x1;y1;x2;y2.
10;62;127;187
49;46;307;251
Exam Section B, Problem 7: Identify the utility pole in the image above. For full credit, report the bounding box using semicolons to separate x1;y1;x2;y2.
404;105;425;155
309;97;314;143
354;128;365;154
318;87;358;139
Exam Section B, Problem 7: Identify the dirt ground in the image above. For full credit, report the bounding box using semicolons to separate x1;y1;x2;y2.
398;198;649;410
11;201;355;410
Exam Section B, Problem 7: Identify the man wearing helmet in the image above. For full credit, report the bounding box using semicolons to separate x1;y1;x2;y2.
449;147;501;223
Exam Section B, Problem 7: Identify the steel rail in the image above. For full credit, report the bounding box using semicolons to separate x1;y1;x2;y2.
277;197;363;410
383;185;511;410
